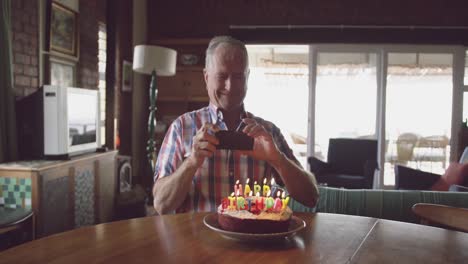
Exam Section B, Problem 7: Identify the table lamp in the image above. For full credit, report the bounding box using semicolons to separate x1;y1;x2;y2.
133;45;177;171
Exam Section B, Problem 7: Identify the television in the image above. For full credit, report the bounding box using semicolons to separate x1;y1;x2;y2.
16;85;100;160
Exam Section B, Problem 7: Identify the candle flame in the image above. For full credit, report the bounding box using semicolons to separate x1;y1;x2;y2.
281;191;286;199
271;178;275;185
231;192;235;197
267;189;271;197
235;179;239;185
249;191;253;196
277;190;281;198
254;181;257;185
246;178;250;184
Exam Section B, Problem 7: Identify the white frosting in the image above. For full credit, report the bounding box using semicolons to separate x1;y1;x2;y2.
218;204;292;221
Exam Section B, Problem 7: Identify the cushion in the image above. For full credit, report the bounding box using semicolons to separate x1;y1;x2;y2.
431;162;468;191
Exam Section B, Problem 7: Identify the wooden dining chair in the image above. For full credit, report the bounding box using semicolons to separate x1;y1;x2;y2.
412;203;468;233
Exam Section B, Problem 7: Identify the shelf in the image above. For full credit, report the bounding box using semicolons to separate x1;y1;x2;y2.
178;65;205;71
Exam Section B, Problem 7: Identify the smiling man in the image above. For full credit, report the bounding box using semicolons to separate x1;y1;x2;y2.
152;36;319;214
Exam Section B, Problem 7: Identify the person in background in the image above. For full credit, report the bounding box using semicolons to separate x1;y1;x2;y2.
152;36;319;214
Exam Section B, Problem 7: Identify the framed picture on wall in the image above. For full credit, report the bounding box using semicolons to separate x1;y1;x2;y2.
49;1;79;58
50;57;76;87
122;61;133;92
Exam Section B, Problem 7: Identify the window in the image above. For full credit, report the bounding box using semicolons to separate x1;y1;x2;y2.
315;52;377;161
464;49;468;122
245;45;309;168
246;44;465;188
98;23;106;146
385;53;453;185
464;50;468;86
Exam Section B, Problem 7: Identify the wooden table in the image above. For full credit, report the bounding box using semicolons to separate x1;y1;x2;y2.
0;212;467;264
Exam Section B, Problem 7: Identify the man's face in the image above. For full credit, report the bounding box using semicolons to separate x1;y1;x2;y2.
204;45;249;112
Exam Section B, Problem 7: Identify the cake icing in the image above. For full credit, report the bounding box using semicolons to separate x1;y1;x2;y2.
216;178;293;233
217;204;292;221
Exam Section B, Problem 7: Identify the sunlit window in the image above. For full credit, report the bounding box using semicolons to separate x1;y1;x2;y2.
315;52;377;161
98;23;107;146
464;50;468;85
246;45;309;168
464;92;468;123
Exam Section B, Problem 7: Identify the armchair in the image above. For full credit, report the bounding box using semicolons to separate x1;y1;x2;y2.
395;147;468;190
308;138;378;189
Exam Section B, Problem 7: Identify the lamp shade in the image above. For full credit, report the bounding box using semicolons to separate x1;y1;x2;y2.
133;45;177;76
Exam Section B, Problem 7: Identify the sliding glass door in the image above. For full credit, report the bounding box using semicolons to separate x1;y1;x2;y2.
246;44;464;188
384;52;453;185
314;52;378;161
310;45;463;188
245;45;309;168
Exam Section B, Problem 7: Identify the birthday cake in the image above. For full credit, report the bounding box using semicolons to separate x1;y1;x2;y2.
217;178;293;234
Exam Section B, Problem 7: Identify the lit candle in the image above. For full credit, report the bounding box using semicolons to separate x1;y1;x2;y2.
234;180;243;197
270;178;277;198
265;189;274;210
256;192;264;211
281;191;290;210
222;198;229;210
262;178;270;197
246;191;253;211
244;178;251;197
237;196;245;210
253;181;261;195
228;192;236;210
273;191;282;212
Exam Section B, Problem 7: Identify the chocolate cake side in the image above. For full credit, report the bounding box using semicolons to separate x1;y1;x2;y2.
217;213;290;234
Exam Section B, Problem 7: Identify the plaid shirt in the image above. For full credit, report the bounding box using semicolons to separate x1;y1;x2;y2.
154;103;299;213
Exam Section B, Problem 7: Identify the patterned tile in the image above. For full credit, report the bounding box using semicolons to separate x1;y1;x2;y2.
41;175;70;235
74;167;95;228
0;177;32;209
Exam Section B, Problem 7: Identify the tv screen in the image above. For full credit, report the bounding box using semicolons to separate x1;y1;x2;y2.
68;92;97;147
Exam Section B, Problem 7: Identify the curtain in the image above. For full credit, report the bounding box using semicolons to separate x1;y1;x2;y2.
0;0;18;162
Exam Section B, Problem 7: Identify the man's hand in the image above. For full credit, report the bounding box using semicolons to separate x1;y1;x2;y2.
186;123;220;167
239;118;281;163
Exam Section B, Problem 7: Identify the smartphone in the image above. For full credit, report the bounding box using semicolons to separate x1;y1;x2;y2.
215;130;254;150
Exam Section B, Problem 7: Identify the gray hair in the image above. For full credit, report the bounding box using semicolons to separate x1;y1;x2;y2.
205;36;248;69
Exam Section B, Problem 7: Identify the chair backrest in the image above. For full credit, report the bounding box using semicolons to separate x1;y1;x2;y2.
327;138;378;175
396;133;419;163
412;203;468;232
394;165;440;190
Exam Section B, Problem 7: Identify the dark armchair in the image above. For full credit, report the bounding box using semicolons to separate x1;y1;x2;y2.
394;165;441;190
308;138;378;189
395;147;468;190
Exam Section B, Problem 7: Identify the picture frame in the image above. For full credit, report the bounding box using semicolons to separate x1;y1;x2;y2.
49;57;76;87
49;2;79;58
122;61;133;92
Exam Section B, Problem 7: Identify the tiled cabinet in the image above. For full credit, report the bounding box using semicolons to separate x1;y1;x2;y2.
0;151;117;238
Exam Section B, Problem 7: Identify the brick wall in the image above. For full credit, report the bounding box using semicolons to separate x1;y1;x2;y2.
11;0;100;98
77;0;99;89
11;0;39;97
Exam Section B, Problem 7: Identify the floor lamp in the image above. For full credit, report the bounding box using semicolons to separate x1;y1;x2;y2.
133;45;177;171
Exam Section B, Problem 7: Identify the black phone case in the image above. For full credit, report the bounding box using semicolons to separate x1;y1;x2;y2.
215;131;254;150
